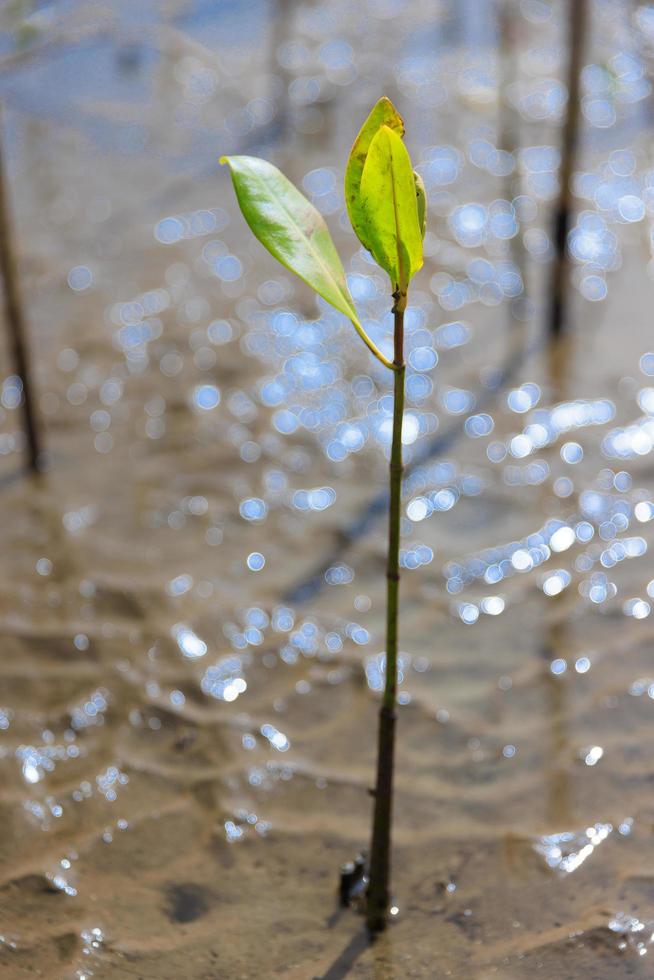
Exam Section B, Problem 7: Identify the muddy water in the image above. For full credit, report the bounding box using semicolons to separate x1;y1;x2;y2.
2;2;654;978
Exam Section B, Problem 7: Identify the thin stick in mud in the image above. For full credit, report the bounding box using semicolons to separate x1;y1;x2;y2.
0;111;42;472
547;0;587;338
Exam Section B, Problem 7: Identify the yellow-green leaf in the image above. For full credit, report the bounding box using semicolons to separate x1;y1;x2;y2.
414;171;427;239
359;126;423;292
221;154;359;325
345;97;404;254
221;154;394;370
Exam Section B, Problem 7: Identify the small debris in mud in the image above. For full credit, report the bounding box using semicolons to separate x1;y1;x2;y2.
339;852;368;908
164;883;213;923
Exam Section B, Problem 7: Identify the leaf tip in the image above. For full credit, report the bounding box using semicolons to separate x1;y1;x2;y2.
378;95;404;127
377;95;396;112
219;155;230;167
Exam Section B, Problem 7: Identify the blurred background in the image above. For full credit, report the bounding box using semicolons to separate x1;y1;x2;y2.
2;1;654;978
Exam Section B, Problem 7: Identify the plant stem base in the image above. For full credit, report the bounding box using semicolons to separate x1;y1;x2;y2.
366;703;397;932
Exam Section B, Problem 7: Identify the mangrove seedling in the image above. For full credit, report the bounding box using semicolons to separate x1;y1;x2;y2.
221;96;424;933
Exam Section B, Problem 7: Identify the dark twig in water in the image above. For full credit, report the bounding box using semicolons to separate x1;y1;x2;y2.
0;107;42;472
547;0;587;338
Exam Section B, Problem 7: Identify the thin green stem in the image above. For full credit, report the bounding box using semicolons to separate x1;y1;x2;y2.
350;315;396;371
366;301;405;933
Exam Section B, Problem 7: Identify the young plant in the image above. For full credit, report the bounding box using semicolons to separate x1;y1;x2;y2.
221;96;424;933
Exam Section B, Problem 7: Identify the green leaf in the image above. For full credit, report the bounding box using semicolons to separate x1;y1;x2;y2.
414;171;427;240
221;154;394;370
345;97;404;254
359;126;423;292
221;154;359;325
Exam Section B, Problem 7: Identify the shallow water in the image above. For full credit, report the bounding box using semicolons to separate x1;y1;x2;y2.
2;1;654;977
